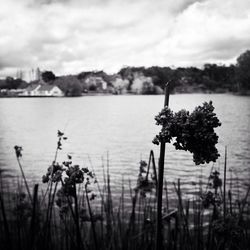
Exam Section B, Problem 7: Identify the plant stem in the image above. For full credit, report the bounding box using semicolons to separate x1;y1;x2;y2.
85;185;98;250
30;184;39;250
0;192;12;250
156;82;170;250
16;157;32;202
223;146;227;221
74;183;83;250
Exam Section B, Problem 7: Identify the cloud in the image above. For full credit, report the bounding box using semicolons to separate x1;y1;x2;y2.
0;0;250;79
153;0;250;66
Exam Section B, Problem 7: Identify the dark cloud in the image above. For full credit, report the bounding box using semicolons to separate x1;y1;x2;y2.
202;37;250;61
0;0;250;79
35;0;70;4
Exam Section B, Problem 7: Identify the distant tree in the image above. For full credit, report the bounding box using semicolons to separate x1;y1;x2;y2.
226;65;236;91
2;77;27;89
78;70;112;88
202;77;220;91
236;50;250;90
94;70;112;85
202;64;237;91
54;75;82;96
70;81;82;96
184;67;203;84
141;82;156;94
118;67;134;90
41;71;56;83
143;66;175;90
204;64;220;81
89;84;97;91
77;71;92;80
77;70;112;91
0;79;6;89
4;77;14;89
14;78;28;89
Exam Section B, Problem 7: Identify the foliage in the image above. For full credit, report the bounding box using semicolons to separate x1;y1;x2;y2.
14;145;23;158
1;147;249;250
54;75;82;96
236;50;250;90
1;130;250;250
143;66;173;88
78;70;112;84
89;84;97;91
201;170;222;209
41;71;56;83
117;63;237;93
0;77;28;90
135;160;156;195
203;64;236;88
2;50;250;95
141;82;156;94
153;101;221;165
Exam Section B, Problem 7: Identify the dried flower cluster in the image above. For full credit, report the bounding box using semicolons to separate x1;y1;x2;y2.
14;145;23;158
42;130;97;217
136;160;156;196
153;101;221;165
201;170;222;209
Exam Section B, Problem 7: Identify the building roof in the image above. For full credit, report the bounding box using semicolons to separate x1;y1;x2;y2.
24;84;62;92
25;84;40;91
39;84;58;91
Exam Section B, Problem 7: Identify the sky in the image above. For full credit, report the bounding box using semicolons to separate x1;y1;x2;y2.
1;0;250;79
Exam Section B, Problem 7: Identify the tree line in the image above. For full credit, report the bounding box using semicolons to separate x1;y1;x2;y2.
1;50;250;96
118;50;250;94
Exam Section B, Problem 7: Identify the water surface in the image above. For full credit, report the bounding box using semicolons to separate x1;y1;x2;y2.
0;94;249;198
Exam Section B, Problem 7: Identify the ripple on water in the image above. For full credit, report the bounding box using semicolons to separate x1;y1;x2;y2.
0;94;249;202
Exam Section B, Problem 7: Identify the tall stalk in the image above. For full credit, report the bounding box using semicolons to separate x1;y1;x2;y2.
30;184;39;250
73;183;83;250
14;146;32;202
85;184;98;250
155;82;170;250
223;146;227;220
0;171;12;250
145;150;158;187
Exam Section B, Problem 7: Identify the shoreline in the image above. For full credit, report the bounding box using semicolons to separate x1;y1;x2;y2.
1;91;250;98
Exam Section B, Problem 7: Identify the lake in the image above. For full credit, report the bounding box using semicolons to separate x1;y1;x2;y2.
0;94;250;199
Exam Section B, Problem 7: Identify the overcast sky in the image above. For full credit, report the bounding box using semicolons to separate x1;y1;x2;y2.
1;0;250;78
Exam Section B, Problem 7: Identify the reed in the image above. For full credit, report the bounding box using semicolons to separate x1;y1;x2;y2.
0;142;249;250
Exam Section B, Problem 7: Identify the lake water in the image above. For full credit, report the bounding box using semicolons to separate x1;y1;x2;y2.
0;94;250;199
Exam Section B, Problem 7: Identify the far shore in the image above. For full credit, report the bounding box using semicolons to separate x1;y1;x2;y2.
1;88;250;98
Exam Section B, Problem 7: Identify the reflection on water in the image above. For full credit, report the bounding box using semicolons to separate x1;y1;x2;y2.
0;94;249;198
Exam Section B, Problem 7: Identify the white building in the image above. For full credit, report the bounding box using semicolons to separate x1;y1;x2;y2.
85;76;107;90
131;72;154;93
111;75;129;89
20;84;64;97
